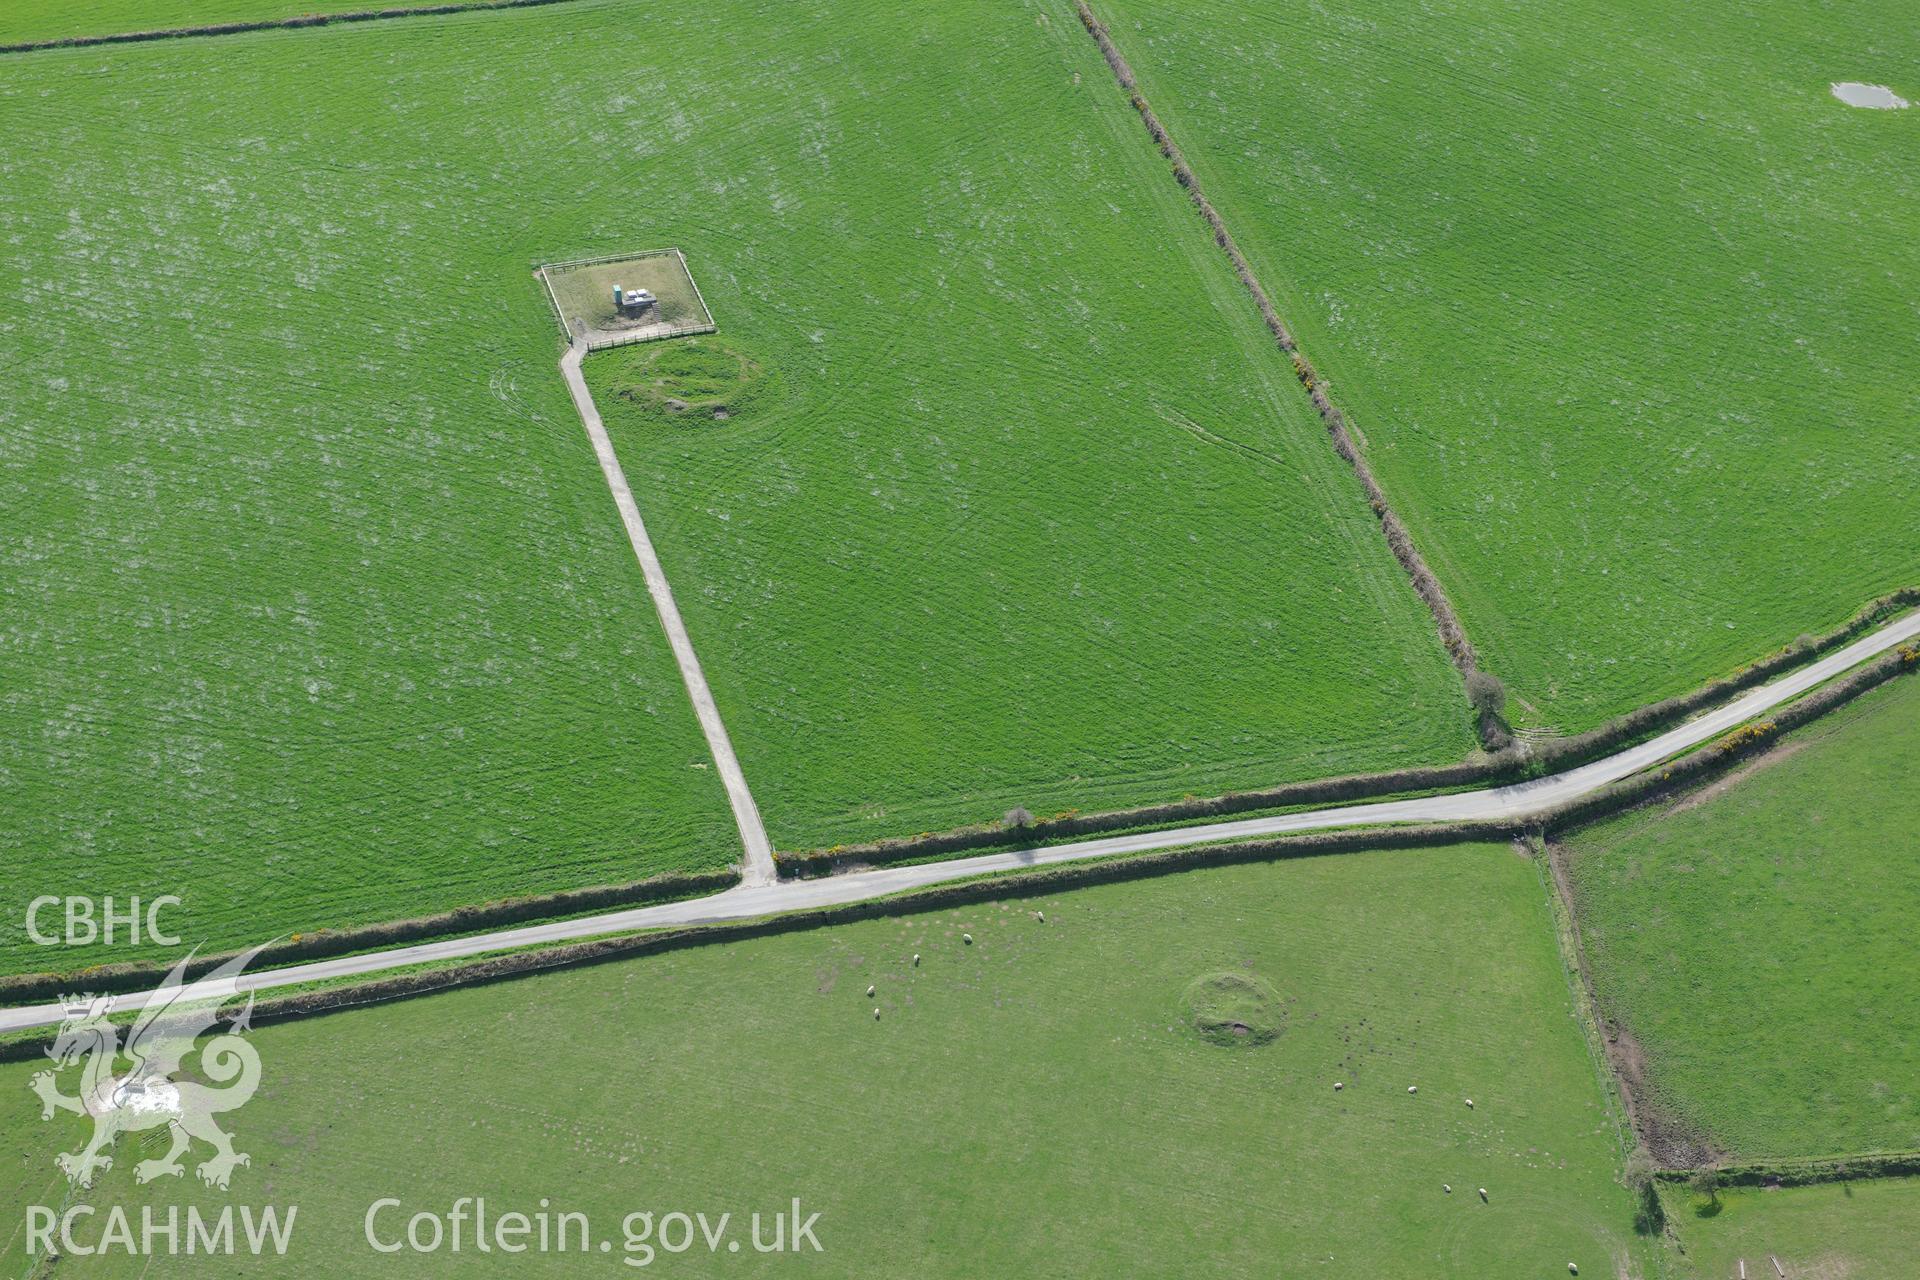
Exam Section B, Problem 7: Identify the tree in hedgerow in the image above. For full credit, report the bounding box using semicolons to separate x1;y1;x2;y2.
1689;1167;1721;1213
1466;670;1507;720
1623;1152;1665;1236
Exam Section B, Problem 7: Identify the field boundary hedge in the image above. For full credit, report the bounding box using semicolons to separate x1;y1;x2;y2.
1544;648;1919;1171
5;645;1912;1064
0;0;582;54
1657;1150;1920;1188
0;821;1510;1063
1531;838;1649;1167
7;615;1910;1029
1530;641;1917;832
778;590;1920;876
0;868;735;1005
1073;0;1504;745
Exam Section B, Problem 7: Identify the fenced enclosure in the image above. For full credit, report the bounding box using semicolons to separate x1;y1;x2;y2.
538;248;716;350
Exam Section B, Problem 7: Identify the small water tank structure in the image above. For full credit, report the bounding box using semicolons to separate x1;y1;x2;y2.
613;285;657;317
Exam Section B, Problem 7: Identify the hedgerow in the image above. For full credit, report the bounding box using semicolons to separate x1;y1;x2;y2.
0;0;581;53
781;589;1920;876
8;638;1912;1062
1074;0;1497;744
0;869;735;1005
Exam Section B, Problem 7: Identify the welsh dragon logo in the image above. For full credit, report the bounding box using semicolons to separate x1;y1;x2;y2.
31;945;268;1190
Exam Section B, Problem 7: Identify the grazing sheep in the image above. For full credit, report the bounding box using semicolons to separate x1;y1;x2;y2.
1036;911;1045;923
1465;1098;1474;1109
1568;1265;1578;1276
1407;1086;1418;1094
962;933;973;945
912;954;920;966
1442;1185;1452;1194
1477;1188;1488;1201
866;985;875;997
1333;1082;1344;1092
873;1008;881;1020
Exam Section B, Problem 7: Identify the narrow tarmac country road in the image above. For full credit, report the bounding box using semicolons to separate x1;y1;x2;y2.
4;608;1913;1035
560;336;776;886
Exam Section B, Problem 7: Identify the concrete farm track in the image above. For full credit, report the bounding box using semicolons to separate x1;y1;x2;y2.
560;336;776;887
3;607;1915;1036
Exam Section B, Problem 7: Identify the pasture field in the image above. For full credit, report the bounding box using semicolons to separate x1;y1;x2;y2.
1662;1177;1920;1279
1094;0;1920;733
1563;672;1920;1160
555;0;1482;851
0;0;1475;976
0;6;764;978
0;845;1656;1277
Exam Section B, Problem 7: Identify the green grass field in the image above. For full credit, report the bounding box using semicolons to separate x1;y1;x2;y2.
4;4;1913;1275
1095;0;1920;733
0;5;791;978
0;845;1656;1276
1563;673;1920;1161
551;0;1477;850
1662;1177;1920;1279
1;0;1480;946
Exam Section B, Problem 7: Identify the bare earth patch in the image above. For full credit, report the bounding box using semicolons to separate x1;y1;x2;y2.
1831;81;1909;109
1545;838;1718;1168
1667;736;1814;815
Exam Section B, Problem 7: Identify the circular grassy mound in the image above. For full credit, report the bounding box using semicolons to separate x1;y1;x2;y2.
1182;971;1285;1047
605;336;769;422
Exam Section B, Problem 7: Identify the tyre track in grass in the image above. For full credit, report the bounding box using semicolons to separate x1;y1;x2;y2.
3;606;1914;1035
